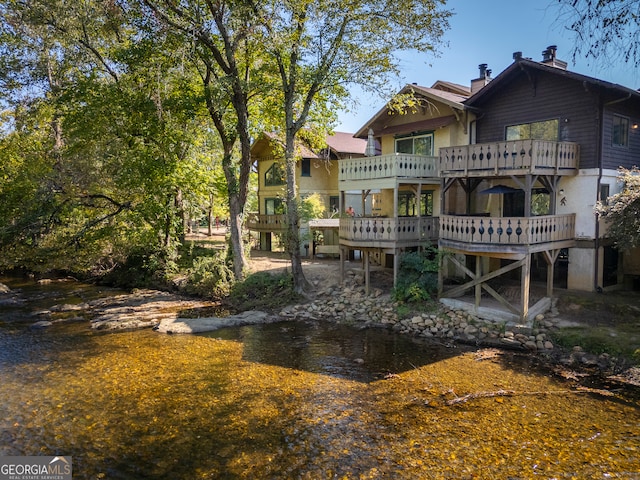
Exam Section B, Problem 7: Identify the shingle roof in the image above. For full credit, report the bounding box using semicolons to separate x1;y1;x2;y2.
325;131;367;155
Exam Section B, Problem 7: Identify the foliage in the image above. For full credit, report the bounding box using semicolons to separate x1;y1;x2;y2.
392;245;440;304
183;251;235;298
226;271;300;312
553;0;640;67
300;193;326;222
0;0;225;277
595;166;640;251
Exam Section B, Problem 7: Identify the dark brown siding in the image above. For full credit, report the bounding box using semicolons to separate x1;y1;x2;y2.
602;104;640;170
474;69;602;169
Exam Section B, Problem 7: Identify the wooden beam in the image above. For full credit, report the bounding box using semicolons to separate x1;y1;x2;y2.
364;249;370;295
393;248;399;288
475;255;482;308
543;248;562;297
521;254;531;323
443;256;525;298
481;282;521;315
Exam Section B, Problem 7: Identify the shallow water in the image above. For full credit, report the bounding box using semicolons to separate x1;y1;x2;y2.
0;279;639;479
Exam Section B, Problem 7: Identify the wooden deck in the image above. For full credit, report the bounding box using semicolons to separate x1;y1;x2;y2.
439;140;579;177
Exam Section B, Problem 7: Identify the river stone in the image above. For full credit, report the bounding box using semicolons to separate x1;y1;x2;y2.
0;283;9;294
156;310;272;334
31;320;53;329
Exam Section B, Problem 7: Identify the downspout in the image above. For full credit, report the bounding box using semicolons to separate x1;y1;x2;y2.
594;97;604;292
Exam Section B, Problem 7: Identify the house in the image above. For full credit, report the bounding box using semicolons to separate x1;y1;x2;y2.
339;78;482;289
247;132;367;254
438;46;640;325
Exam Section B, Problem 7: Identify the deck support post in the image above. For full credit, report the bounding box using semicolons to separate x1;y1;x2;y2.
521;253;531;323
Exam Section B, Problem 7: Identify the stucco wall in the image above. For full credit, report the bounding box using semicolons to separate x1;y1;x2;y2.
567;247;595;291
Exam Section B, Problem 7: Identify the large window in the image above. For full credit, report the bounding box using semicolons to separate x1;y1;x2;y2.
265;162;286;186
612;115;629;147
397;191;434;217
395;133;434;155
506;119;558;141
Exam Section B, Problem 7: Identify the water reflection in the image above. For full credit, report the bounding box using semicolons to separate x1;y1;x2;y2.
208;321;474;383
0;281;639;478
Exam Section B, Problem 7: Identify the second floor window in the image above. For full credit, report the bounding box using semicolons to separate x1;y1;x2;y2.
612;115;629;147
265;198;284;215
397;191;434;217
265;162;286;186
395;133;434;156
506;119;558;141
301;158;311;177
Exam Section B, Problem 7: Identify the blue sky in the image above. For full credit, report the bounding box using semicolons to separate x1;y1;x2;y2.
336;0;639;133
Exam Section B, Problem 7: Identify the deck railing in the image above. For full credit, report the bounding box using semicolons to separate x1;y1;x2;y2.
439;140;579;177
245;213;287;232
339;216;439;243
339;153;439;182
439;214;576;245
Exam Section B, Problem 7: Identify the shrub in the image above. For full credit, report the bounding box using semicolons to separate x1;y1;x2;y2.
184;250;234;298
226;271;300;312
393;245;439;304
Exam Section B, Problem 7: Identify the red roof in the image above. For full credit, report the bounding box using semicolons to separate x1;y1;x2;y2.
325;131;367;155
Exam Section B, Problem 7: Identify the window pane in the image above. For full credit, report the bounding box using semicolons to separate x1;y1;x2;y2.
301;158;311;177
421;191;434;216
265;162;285;186
396;138;413;154
506;124;529;140
531;120;558;140
414;136;433;156
613;115;628;147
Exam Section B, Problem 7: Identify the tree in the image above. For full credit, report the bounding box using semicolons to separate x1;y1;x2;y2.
553;0;640;67
138;0;267;280
596;166;640;251
0;1;216;274
252;0;451;292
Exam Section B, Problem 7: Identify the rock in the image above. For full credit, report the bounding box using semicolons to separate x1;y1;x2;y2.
0;283;10;294
156;310;272;334
524;341;538;351
500;337;522;348
31;320;53;329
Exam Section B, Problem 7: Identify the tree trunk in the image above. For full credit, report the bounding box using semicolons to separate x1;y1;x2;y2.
284;132;310;293
207;192;213;236
220;146;248;280
227;193;247;280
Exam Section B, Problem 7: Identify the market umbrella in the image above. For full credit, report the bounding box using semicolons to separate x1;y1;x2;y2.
479;184;522;195
479;184;522;216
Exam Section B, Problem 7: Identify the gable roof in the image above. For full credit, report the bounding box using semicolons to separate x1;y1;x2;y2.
354;82;469;138
465;58;640;107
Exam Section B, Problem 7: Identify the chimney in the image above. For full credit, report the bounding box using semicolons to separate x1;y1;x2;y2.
541;45;567;70
471;63;492;94
513;51;522;61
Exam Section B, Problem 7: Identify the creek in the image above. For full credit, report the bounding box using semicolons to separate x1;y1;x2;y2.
0;278;638;479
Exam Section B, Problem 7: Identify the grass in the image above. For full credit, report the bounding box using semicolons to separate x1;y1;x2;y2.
551;291;640;363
